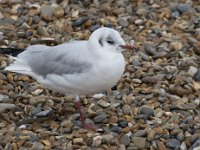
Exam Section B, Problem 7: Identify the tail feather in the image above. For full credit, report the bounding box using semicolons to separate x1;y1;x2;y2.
5;56;32;76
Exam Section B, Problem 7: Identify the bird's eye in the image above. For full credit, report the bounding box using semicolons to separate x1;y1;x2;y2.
107;40;114;45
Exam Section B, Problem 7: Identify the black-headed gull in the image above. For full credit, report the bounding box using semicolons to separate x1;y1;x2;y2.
5;27;134;129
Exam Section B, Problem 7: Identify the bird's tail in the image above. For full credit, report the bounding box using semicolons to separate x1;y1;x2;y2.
4;56;32;75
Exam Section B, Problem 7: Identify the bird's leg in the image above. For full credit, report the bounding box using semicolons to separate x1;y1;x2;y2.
74;96;96;130
75;96;85;124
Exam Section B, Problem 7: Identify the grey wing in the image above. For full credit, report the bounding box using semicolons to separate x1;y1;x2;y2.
27;44;92;78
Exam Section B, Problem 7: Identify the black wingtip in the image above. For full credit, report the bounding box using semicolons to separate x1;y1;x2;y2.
0;48;25;56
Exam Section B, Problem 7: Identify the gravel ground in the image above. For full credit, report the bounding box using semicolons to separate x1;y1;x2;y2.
0;0;200;149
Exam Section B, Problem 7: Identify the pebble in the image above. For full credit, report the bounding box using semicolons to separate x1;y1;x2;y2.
40;6;54;21
122;104;132;115
189;138;200;150
35;109;52;118
139;106;154;117
61;120;73;128
118;120;128;128
188;66;198;77
31;142;44;150
131;137;146;149
0;94;9;102
120;134;130;146
194;70;200;81
132;130;146;137
118;18;129;27
0;103;18;113
97;100;110;108
72;17;89;27
177;3;192;13
92;136;102;147
93;93;104;99
144;43;157;55
54;6;64;18
180;142;187;150
170;41;184;51
93;113;107;123
102;134;113;143
157;141;166;150
110;126;122;134
73;138;83;144
147;129;156;141
166;139;181;149
37;26;49;36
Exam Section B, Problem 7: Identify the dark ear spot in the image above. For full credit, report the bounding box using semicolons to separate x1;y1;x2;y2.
99;38;103;47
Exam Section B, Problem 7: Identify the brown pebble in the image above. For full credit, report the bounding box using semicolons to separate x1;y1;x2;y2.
7;73;14;82
54;6;64;18
157;141;166;150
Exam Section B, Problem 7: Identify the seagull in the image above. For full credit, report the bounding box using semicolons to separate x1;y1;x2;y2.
5;27;134;129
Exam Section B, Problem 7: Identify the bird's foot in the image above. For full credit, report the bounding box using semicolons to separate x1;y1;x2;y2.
75;101;97;131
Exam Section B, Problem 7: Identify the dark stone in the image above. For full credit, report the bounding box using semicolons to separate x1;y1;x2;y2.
72;17;89;26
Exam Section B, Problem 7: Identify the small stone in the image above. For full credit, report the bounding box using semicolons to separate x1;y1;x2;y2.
61;120;73;128
189;138;200;150
31;142;44;150
147;130;156;141
37;26;49;36
134;19;143;25
144;43;156;55
180;142;187;150
102;134;113;143
131;137;146;149
0;122;6;128
132;130;146;137
92;136;102;147
7;73;14;82
18;75;30;81
0;94;9;102
42;140;51;147
40;6;54;21
73;138;83;144
31;89;44;95
177;3;192;13
120;134;130;146
97;100;110;108
194;70;200;81
0;103;18;113
194;146;200;150
166;139;181;149
193;82;200;91
72;17;89;27
170;41;183;51
93;114;107;123
118;120;128;128
139;106;154;117
109;116;118;124
54;6;64;18
110;126;122;133
118;18;129;27
122;105;131;115
17;31;25;38
35;110;52;118
157;141;166;150
93;93;104;99
188;66;198;77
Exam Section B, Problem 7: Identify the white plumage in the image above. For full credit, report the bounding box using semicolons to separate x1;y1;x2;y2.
5;27;127;96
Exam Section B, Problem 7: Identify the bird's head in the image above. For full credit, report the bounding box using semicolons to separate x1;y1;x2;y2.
89;27;133;53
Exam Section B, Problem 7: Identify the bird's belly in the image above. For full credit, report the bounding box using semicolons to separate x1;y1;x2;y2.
39;54;125;96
